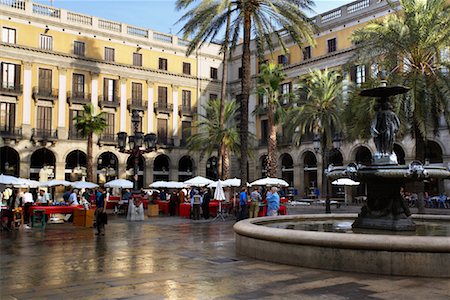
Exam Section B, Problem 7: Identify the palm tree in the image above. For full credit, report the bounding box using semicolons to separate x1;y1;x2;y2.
350;0;450;162
255;63;288;177
187;99;240;179
289;69;344;212
176;0;316;185
74;104;107;182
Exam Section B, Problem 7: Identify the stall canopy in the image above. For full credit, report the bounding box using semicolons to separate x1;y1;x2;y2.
0;174;20;185
222;178;241;187
73;181;99;189
39;180;73;187
332;178;360;186
104;179;133;189
249;177;289;187
14;178;41;188
183;176;214;187
149;181;185;189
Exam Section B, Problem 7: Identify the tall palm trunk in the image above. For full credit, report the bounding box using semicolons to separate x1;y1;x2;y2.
239;10;251;186
86;133;93;182
218;3;231;180
267;101;277;177
222;148;231;179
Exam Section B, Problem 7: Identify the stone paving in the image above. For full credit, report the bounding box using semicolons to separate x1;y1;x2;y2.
1;205;450;300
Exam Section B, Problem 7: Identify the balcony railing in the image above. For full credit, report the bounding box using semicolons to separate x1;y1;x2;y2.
0;84;22;96
259;139;268;147
32;128;58;141
68;129;84;140
178;105;196;116
98;95;120;108
277;134;293;146
127;98;147;111
0;127;22;139
67;91;91;105
32;87;58;101
256;106;268;115
99;133;117;145
157;137;174;147
154;102;173;114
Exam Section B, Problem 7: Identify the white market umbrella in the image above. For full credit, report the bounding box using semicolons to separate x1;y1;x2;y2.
39;179;73;187
213;180;226;200
223;178;241;187
332;178;360;186
184;176;214;187
73;181;99;189
250;177;289;187
149;181;167;188
149;181;185;189
105;179;133;189
14;178;41;188
0;174;20;185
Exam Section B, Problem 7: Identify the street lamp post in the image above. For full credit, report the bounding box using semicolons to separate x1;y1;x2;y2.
117;110;157;194
314;134;341;214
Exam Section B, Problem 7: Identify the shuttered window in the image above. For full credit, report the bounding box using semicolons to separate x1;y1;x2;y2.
157;118;168;144
40;34;52;50
133;53;142;66
131;82;143;103
158;86;168;106
36;106;52;131
0;102;15;131
104;47;115;62
103;78;117;102
72;74;85;97
74;41;85;56
182;90;191;108
2;27;16;44
182;62;191;75
38;68;52;93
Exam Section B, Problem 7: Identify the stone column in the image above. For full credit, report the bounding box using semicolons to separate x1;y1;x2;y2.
119;78;127;132
22;62;32;139
91;72;99;113
54;161;66;180
172;84;179;146
57;67;68;139
294;162;303;196
147;80;154;133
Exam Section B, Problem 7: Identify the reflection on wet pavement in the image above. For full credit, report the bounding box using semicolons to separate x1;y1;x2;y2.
1;215;449;299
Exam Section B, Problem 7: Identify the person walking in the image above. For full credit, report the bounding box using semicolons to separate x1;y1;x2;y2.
249;187;262;218
169;191;179;216
95;187;107;236
266;187;280;216
202;188;212;220
238;187;249;221
191;190;202;220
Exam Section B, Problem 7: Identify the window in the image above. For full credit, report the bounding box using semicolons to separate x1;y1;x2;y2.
40;34;53;50
209;93;218;101
158;86;168;106
183;62;191;75
159;58;168;71
303;46;311;60
370;63;379;79
356;65;366;85
74;41;85;56
0;102;16;132
261;119;268;144
72;74;85;97
441;47;449;74
182;90;191;108
104;47;115;62
133;52;142;67
210;67;218;79
69;109;84;138
2;27;16;44
181;121;191;146
103;113;115;139
131;82;143;103
1;63;20;89
36;106;52;131
278;54;289;65
103;78;118;102
327;38;337;53
280;83;291;104
260;94;268;108
238;67;243;79
38;68;52;94
157;118;168;144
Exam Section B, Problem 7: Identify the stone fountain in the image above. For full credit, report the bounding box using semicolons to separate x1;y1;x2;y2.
328;81;450;231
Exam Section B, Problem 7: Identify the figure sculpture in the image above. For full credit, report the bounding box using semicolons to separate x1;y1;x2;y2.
370;100;400;162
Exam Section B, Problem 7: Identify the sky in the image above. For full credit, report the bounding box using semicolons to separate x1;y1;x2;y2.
34;0;355;35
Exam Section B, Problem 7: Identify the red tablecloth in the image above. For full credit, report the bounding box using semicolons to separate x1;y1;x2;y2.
156;200;169;215
257;205;287;217
180;203;190;218
28;205;83;216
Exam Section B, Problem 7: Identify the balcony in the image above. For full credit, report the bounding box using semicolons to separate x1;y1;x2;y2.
157;137;174;147
256;106;268;116
32;87;58;101
67;91;91;105
32;128;58;141
0;84;22;97
68;129;84;140
259;139;268;147
154;102;173;114
0;127;22;139
99;133;117;145
98;95;120;108
178;105;196;116
277;134;293;146
127;98;147;111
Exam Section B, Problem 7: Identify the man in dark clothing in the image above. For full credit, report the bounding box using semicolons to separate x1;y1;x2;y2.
63;188;71;204
169;191;178;216
95;188;107;236
202;188;212;219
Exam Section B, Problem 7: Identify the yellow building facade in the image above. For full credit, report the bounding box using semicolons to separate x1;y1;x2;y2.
1;0;449;195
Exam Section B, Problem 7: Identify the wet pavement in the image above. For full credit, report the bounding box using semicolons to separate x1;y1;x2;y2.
1;205;450;299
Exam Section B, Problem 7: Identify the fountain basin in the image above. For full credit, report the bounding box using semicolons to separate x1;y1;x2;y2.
234;214;450;277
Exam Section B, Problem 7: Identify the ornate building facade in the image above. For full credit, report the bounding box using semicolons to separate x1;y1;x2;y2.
1;0;449;195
